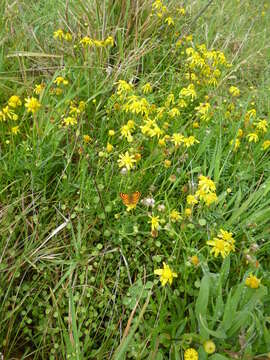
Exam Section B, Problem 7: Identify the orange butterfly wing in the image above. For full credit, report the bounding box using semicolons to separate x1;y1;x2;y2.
120;191;141;206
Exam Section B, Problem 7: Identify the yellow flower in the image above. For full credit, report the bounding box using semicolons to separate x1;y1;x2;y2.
117;151;136;171
104;36;114;46
229;86;240;97
255;119;268;133
64;32;72;41
53;76;69;86
141;83;152;94
25;97;41;114
168;107;180;118
247;133;259;143
172;133;184;146
245;274;260;289
34;83;45;95
154;262;177;286
164;159;171;168
186;195;198;206
203;340;216;354
108;129;115;136
190;255;199;266
230;138;241;151
207;229;235;258
185;208;192;217
180;84;197;100
0;106;18;121
178;99;187;108
177;7;185;15
165;16;174;26
80;36;94;47
8;95;22;108
53;29;65;40
11;126;20;135
127;120;135;130
262;140;270;150
207;238;229;258
116;80;133;95
184;348;198;360
170;209;182;222
83;135;91;143
149;215;160;232
203;192;218;206
63;116;77;126
237;129;243;138
198;175;216;193
106;142;114;153
158;137;167;147
183;136;199;148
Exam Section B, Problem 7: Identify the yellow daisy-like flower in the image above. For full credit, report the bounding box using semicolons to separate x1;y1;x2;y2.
34;83;45;95
262;140;270;150
104;36;114;46
106;142;114;153
64;32;72;42
53;29;65;40
185;208;192;217
229;86;240;97
172;133;184;146
154;262;177;286
245;274;260;289
11;126;20;135
83;135;91;143
247;133;259;143
184;348;199;360
183;136;199;148
164;159;171;168
207;238;230;258
8;95;22;108
149;215;160;232
141;82;152;94
169;209;182;222
25;97;41;114
186;195;198;206
53;76;69;86
190;255;199;266
117;151;136;171
63;116;77;126
203;192;218;206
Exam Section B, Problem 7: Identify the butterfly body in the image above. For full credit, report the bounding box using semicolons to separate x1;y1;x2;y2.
120;191;141;207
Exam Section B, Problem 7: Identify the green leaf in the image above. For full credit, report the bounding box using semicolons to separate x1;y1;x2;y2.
195;275;210;339
209;354;230;360
199;314;227;339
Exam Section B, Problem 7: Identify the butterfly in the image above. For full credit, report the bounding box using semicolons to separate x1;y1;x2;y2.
120;191;141;207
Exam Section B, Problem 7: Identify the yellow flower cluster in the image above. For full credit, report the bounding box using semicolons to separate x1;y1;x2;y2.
151;1;186;27
53;29;72;41
62;100;86;127
152;0;168;18
195;102;211;122
185;44;231;87
207;229;235;258
186;175;218;212
230;107;270;151
79;35;114;48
